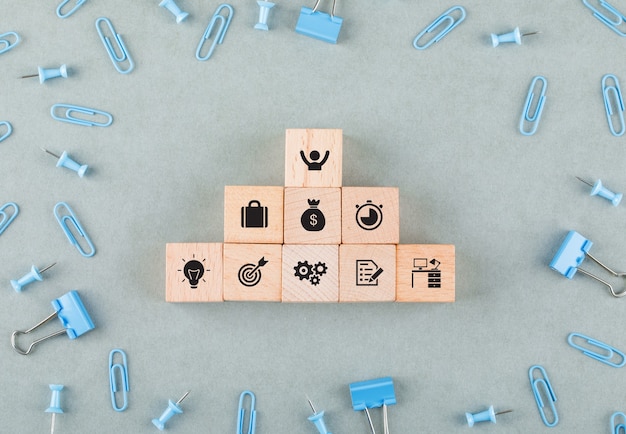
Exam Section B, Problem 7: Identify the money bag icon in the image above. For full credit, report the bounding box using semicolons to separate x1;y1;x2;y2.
301;199;325;231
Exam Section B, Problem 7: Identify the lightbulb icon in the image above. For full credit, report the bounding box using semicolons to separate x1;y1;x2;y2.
178;255;209;289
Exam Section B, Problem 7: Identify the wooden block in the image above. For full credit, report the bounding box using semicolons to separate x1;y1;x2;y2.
396;244;455;302
166;243;223;302
284;129;342;187
282;244;339;302
339;244;396;302
224;186;284;244
341;187;399;244
284;187;341;244
223;244;282;302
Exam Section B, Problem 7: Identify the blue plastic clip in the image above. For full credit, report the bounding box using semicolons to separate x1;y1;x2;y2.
57;0;87;18
255;1;275;31
582;0;626;36
295;0;343;44
0;202;19;236
519;76;547;136
611;412;626;434
95;17;134;74
529;365;558;427
0;121;12;142
109;349;129;412
54;202;96;258
0;31;20;55
413;6;466;50
237;391;256;434
51;103;113;127
602;74;625;136
196;4;234;61
11;290;95;355
349;377;396;434
567;332;626;368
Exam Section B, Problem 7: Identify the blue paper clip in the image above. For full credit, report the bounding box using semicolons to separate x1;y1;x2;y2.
413;6;466;50
602;74;625;136
529;365;558;427
57;0;87;18
237;391;256;434
295;0;343;44
519;76;547;136
51;104;113;127
0;202;19;236
0;32;20;55
11;290;95;355
95;17;134;74
582;0;626;36
611;412;626;434
0;121;12;142
109;349;129;412
349;377;396;434
567;332;626;368
54;202;96;258
196;4;233;61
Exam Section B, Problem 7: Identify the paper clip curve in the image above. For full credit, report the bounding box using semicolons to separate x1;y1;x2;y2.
567;332;626;368
196;4;234;61
51;104;113;127
237;390;256;434
612;412;626;434
519;76;547;136
602;74;625;136
0;202;19;236
582;0;626;36
0;121;12;143
95;17;134;74
0;31;20;55
413;6;466;50
53;202;95;258
57;0;87;18
109;349;129;412
529;365;558;427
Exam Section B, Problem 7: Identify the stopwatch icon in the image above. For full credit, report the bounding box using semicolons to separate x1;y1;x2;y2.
355;200;383;231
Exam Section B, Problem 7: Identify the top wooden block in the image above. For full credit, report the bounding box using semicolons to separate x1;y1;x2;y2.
285;129;342;187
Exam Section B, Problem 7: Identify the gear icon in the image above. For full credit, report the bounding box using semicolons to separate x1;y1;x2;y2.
294;261;313;280
313;262;328;276
310;275;320;286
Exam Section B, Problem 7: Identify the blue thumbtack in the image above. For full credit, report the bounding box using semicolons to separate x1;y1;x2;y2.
46;384;64;434
159;0;189;23
576;176;622;206
43;148;88;178
307;398;332;434
152;391;190;430
21;64;68;83
11;263;56;292
255;1;275;30
491;27;539;47
349;377;396;434
465;406;512;427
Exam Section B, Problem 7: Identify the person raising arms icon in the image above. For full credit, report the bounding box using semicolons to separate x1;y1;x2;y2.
300;149;330;170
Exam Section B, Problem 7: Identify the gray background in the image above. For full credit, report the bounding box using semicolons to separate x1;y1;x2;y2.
2;0;626;432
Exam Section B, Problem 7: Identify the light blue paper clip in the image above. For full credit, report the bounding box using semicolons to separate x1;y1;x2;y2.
295;0;343;44
529;365;558;427
611;412;626;434
95;17;134;74
109;349;129;412
57;0;87;18
0;121;12;142
0;202;19;236
582;0;626;36
54;202;95;258
51;103;113;127
196;4;233;61
602;74;625;136
237;391;256;434
519;76;547;136
413;6;466;50
349;377;396;434
568;332;626;368
0;31;20;55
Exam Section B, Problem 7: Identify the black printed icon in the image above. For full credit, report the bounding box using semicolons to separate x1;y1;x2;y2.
178;255;210;289
356;260;384;286
301;199;325;231
411;258;441;289
300;150;329;170
241;200;268;228
294;260;328;286
355;200;383;231
238;257;268;287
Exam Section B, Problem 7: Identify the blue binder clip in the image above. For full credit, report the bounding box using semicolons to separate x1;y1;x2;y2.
349;377;396;434
0;31;20;55
54;202;96;257
296;0;343;44
413;6;466;50
582;0;626;37
196;4;234;61
519;76;547;136
51;103;113;127
550;230;626;297
567;332;626;368
237;391;256;434
602;74;625;136
57;0;87;18
11;290;95;355
611;412;626;434
95;17;134;74
109;349;130;411
529;365;558;427
0;202;19;236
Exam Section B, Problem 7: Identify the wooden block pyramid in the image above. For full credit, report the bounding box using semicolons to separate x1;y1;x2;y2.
166;129;455;303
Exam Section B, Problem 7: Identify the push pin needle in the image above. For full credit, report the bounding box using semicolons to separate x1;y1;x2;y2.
42;148;89;178
21;64;68;84
466;406;513;426
576;176;623;206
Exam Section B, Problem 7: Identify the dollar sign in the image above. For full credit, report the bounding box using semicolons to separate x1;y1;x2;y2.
310;214;318;227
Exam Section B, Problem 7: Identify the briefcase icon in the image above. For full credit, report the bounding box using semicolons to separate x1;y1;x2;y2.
241;200;268;228
295;2;343;44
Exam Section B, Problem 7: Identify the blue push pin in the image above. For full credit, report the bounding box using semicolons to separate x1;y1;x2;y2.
11;262;56;292
307;397;332;434
45;384;64;434
43;148;88;177
21;64;68;83
159;0;189;23
466;406;512;427
491;27;539;47
152;391;190;430
576;176;623;206
255;1;275;31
